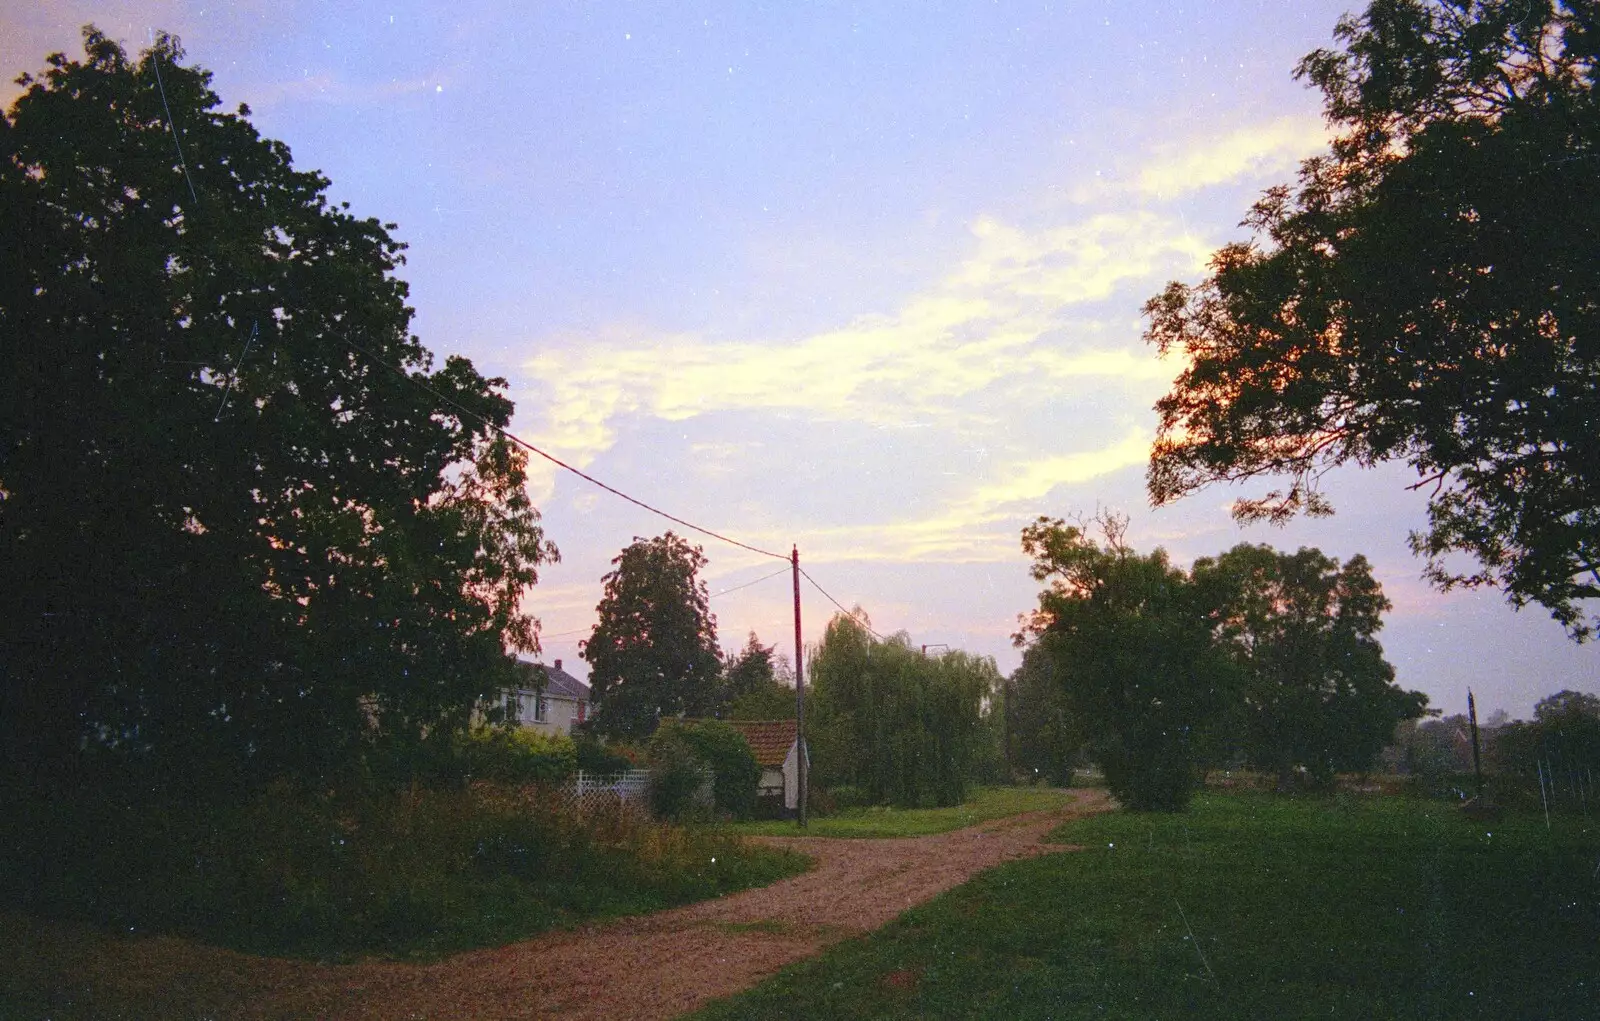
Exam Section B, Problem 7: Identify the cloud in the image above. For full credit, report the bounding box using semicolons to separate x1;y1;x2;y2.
792;427;1153;564
515;207;1204;493
509;117;1319;565
1133;115;1330;200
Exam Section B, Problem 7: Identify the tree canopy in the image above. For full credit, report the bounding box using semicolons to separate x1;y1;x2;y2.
719;632;797;720
1144;0;1600;638
808;613;995;808
1003;639;1083;787
1192;544;1430;786
1018;516;1429;805
582;532;722;740
1018;514;1231;810
0;29;559;789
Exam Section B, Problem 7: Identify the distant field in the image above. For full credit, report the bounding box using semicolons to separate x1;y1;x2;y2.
719;785;1078;839
696;791;1600;1019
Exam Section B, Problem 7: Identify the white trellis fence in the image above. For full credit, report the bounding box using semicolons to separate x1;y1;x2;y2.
565;768;652;812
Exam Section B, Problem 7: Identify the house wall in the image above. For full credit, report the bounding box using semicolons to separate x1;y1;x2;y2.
508;690;587;735
757;766;784;798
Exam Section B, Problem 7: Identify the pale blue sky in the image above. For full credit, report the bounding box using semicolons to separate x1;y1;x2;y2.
8;1;1597;717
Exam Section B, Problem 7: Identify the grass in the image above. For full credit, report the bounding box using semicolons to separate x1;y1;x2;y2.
718;785;1078;839
694;790;1600;1019
0;781;811;964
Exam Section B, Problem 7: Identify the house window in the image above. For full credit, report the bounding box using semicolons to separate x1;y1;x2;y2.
534;697;548;723
577;700;587;723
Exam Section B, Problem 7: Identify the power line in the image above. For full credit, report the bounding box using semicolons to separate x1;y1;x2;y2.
799;566;887;641
342;339;789;562
537;568;790;642
709;565;792;599
540;626;591;639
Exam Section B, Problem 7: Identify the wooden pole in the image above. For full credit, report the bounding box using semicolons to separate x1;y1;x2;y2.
792;545;807;828
1468;689;1484;802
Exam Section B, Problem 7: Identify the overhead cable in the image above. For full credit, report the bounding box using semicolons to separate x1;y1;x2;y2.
710;565;793;599
799;566;887;641
342;339;789;562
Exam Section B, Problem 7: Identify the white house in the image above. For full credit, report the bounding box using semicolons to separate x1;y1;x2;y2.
724;719;808;812
503;659;591;735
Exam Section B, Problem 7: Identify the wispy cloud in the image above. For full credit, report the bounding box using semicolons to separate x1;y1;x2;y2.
1133;115;1330;200
516;207;1205;488
510;119;1324;568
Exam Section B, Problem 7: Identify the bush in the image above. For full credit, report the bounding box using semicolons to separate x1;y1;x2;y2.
805;785;836;817
454;726;577;786
0;774;805;959
574;732;638;775
668;720;761;820
647;727;713;822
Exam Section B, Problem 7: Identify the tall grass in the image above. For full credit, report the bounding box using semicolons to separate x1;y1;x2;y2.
0;778;808;960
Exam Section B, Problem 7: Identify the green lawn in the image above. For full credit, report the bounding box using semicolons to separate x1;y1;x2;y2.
695;791;1600;1019
718;785;1078;839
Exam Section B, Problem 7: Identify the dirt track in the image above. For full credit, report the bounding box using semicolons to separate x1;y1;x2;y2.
4;790;1110;1020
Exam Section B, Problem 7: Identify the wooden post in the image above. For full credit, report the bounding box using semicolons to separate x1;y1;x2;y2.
792;545;807;828
1468;688;1484;802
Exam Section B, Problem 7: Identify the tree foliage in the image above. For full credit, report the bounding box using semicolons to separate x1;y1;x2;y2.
1493;689;1600;788
1018;514;1231;811
718;632;797;720
1192;544;1430;787
653;719;761;820
0;29;557;790
1004;639;1084;787
1144;0;1600;638
808;613;995;808
583;532;721;740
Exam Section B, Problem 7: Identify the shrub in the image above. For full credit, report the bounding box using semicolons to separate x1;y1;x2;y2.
667;720;761;819
454;726;577;786
806;785;836;817
575;732;638;776
647;727;713;822
827;784;873;809
0;775;805;959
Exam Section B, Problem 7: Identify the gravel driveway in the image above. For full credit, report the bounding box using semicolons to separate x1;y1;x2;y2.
6;789;1110;1020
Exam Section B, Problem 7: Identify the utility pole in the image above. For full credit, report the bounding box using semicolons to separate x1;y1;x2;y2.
792;545;807;828
1468;688;1484;803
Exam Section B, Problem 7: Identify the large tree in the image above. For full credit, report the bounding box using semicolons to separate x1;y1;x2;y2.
1018;514;1233;811
1192;544;1430;786
0;29;558;789
582;532;722;740
1144;0;1600;638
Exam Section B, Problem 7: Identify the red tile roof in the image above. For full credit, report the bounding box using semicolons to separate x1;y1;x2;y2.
724;719;798;767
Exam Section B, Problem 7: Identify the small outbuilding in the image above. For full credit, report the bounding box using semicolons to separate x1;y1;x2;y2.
724;719;807;812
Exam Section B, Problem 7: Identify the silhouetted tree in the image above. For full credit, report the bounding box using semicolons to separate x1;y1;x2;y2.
1018;513;1233;811
717;632;795;719
0;29;557;791
1004;639;1083;786
1145;0;1600;638
583;532;721;740
1193;544;1430;787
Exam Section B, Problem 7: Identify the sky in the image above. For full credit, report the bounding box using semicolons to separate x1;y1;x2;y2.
7;1;1598;719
